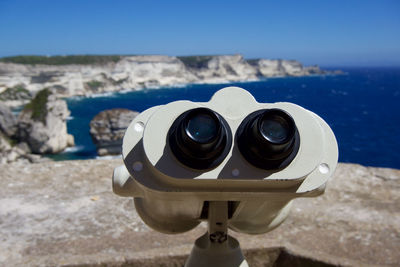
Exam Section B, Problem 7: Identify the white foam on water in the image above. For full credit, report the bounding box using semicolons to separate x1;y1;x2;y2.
96;155;122;160
63;146;85;153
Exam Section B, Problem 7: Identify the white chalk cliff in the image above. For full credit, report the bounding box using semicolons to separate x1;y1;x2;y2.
0;54;334;106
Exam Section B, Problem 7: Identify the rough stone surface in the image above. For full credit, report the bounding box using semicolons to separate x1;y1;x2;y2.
0;102;18;137
0;161;398;266
90;109;139;156
0;134;48;164
252;59;327;77
0;137;21;164
0;84;32;100
0;55;337;107
0;94;58;163
18;91;74;154
0;103;46;163
190;54;259;82
0;133;15;163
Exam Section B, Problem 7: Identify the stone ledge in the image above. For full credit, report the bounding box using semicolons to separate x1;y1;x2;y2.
0;160;399;266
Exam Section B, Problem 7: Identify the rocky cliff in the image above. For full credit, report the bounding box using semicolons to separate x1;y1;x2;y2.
0;55;337;107
18;88;74;154
0;102;18;137
0;89;74;163
0;102;44;163
90;108;139;156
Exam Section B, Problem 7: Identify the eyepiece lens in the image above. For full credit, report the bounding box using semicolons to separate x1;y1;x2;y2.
237;109;299;170
260;116;289;144
168;108;232;170
186;113;218;143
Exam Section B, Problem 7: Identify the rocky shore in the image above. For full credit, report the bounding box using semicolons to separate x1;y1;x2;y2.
0;54;342;160
90;108;138;156
0;54;340;107
0;160;398;266
0;89;74;163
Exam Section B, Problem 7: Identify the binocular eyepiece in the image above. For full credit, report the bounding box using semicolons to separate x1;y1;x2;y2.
168;107;299;170
168;108;232;170
237;109;299;170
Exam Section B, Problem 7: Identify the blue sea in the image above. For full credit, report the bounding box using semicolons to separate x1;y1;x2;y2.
55;67;400;169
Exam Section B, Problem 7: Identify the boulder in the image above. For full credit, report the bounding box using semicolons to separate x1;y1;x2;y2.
17;88;74;154
0;133;45;163
90;108;139;156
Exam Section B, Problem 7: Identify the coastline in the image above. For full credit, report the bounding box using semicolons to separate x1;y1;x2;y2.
64;72;341;102
59;69;400;169
0;54;341;108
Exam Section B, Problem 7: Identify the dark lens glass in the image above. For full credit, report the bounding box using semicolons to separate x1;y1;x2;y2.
236;108;299;170
168;107;232;170
260;117;289;143
186;113;218;143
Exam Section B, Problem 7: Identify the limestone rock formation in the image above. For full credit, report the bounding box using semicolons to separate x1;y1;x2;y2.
0;103;25;163
0;102;49;163
112;55;198;89
188;54;258;82
0;135;44;164
17;88;74;154
0;55;337;105
0;102;18;137
0;134;19;164
90;108;138;156
0;85;30;100
249;59;327;77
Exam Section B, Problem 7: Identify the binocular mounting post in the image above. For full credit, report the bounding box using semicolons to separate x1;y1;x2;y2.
185;201;249;267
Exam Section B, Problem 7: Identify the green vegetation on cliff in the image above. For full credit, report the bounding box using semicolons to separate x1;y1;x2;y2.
0;84;31;101
85;80;104;91
0;55;122;65
23;88;51;123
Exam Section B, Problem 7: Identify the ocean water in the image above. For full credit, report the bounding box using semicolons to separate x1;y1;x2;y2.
55;67;400;169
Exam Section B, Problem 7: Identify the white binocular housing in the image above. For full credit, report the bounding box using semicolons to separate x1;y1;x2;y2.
113;86;338;235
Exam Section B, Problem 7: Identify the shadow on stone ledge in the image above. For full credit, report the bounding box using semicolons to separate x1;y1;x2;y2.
62;247;338;267
0;160;398;267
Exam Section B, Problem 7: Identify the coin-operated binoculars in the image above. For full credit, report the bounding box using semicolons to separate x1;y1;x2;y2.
113;87;338;267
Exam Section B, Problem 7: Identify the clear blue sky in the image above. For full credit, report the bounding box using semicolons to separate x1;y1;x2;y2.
0;0;399;67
